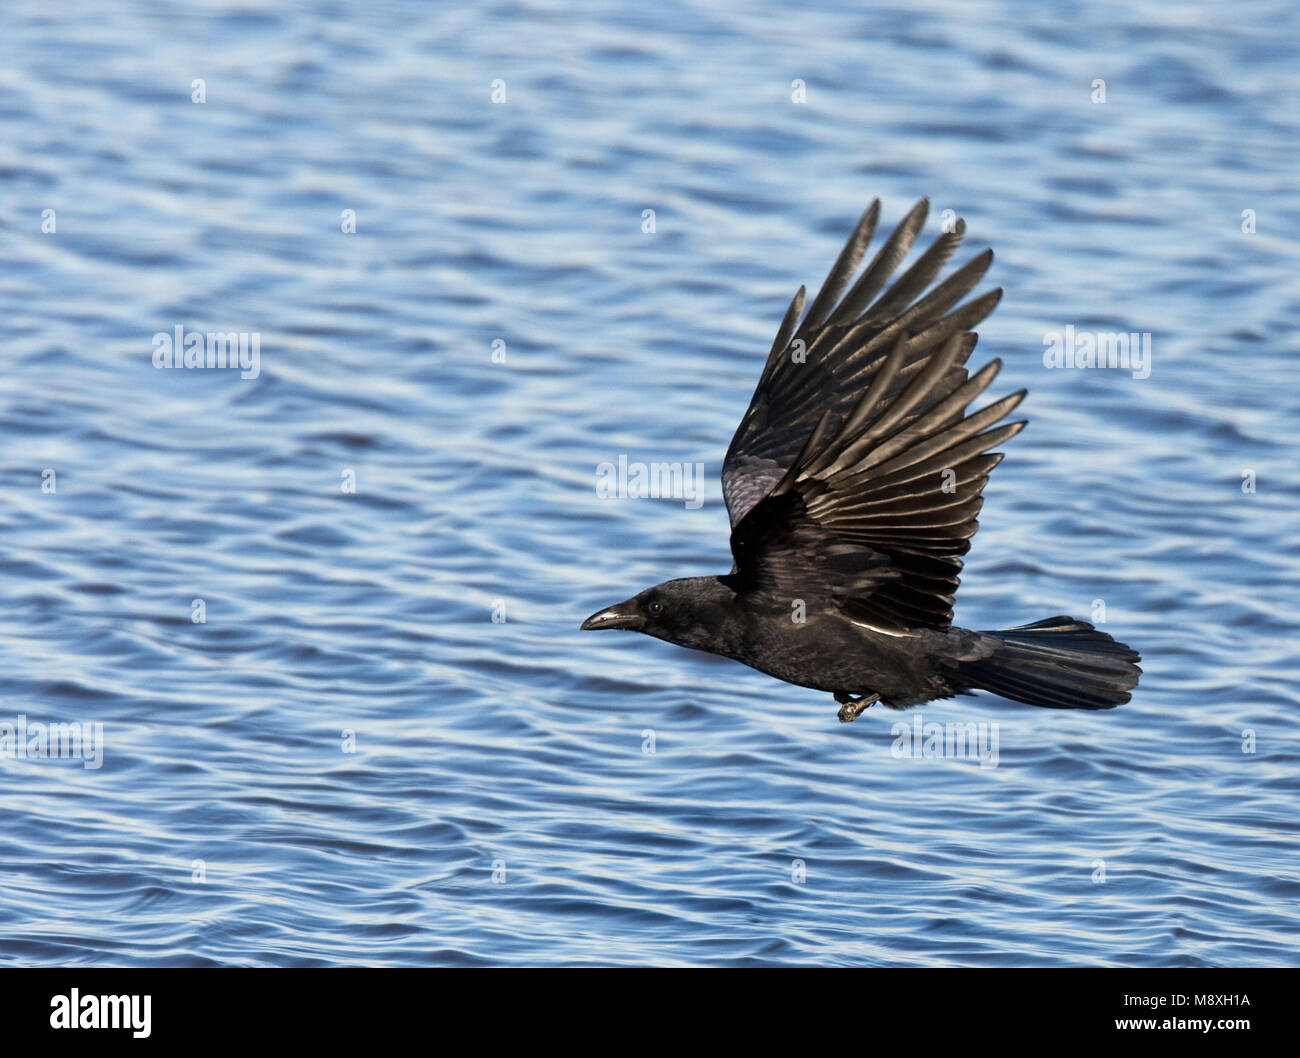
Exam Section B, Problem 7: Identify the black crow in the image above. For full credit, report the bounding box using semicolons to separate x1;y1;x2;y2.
581;199;1141;722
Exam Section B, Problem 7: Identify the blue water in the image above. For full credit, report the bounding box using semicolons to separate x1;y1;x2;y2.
1;0;1298;967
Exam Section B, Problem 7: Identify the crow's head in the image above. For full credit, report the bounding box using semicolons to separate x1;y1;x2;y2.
580;576;737;654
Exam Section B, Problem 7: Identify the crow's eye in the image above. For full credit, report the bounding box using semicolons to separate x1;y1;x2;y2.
647;601;663;616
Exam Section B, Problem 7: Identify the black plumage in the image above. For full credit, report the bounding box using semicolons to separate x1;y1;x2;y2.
581;199;1141;722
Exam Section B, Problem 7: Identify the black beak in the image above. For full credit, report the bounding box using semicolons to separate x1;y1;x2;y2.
580;600;645;631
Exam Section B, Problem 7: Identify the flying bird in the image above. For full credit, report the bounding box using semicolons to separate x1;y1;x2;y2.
581;199;1141;722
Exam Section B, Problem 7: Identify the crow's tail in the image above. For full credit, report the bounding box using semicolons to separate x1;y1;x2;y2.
961;616;1141;710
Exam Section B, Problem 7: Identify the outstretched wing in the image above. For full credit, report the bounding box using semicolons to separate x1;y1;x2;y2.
722;198;1000;526
724;200;1025;633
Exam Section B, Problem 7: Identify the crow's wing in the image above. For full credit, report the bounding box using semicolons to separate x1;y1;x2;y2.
722;198;1001;527
725;201;1025;633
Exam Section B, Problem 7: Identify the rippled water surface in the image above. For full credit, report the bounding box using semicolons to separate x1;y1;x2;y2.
1;0;1298;966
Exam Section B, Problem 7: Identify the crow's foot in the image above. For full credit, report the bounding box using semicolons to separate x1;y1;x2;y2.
835;692;880;723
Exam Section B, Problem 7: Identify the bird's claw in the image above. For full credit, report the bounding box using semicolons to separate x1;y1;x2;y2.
835;692;880;723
